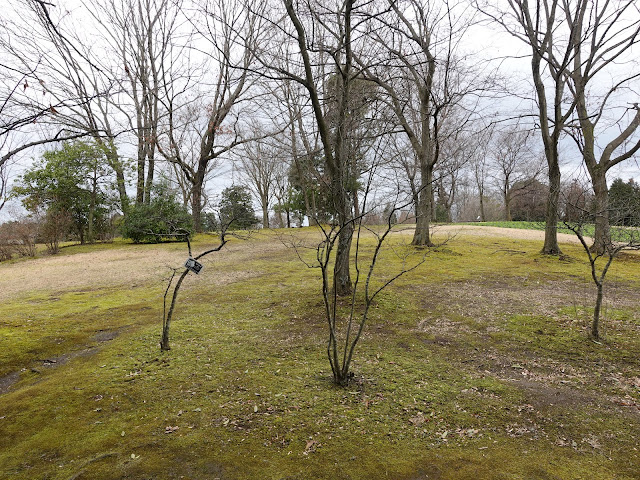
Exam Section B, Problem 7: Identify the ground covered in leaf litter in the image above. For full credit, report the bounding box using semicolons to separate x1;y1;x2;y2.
0;227;638;479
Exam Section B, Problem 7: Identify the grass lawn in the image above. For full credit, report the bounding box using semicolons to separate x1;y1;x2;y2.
0;227;639;479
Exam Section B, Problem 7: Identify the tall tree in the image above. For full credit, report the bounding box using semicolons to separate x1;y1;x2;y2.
256;0;361;295
560;0;640;253
158;0;263;231
359;0;488;246
83;0;187;205
477;0;578;254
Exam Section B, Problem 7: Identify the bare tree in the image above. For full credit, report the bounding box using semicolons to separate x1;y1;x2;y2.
468;128;494;222
434;125;484;222
564;212;640;341
233;126;282;228
477;0;578;254
282;155;427;385
358;0;490;246
158;0;264;231
489;125;545;221
160;228;229;351
82;0;189;205
311;210;424;385
560;0;640;253
253;0;363;295
479;0;640;255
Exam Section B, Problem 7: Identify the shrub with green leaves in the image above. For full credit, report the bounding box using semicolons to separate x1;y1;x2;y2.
120;185;193;243
219;185;259;230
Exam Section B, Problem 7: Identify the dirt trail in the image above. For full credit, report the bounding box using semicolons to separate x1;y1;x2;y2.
398;224;585;244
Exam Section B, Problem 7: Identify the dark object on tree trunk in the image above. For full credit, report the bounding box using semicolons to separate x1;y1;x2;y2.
184;258;203;275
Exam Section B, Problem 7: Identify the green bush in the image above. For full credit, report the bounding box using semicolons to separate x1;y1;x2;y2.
219;185;259;230
120;186;193;243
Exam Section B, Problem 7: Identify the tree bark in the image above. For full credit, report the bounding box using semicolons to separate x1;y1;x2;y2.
191;178;203;232
261;200;270;229
412;160;434;246
97;141;129;215
542;160;562;255
136;155;145;204
592;281;603;340
503;190;512;222
591;172;610;254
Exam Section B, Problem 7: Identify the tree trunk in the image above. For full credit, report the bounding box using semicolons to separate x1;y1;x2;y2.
145;151;155;205
333;166;354;295
277;209;284;228
136;154;145;204
261;202;270;228
334;220;353;295
504;192;512;221
542;160;562;255
352;186;360;220
88;173;97;243
191;183;203;233
412;167;434;246
590;169;610;254
101;142;129;215
592;281;603;340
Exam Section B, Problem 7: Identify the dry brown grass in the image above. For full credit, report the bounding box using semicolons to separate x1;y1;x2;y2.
0;238;288;302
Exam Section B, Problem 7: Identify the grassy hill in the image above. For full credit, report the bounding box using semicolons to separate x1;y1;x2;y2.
0;228;639;479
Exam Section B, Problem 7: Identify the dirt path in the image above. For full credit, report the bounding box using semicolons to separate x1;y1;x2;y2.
399;224;585;244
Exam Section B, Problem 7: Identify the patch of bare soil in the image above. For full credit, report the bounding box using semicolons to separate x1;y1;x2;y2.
415;279;640;415
0;372;20;396
418;278;640;327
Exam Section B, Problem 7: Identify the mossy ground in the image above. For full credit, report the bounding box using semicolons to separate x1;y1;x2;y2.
0;228;638;479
